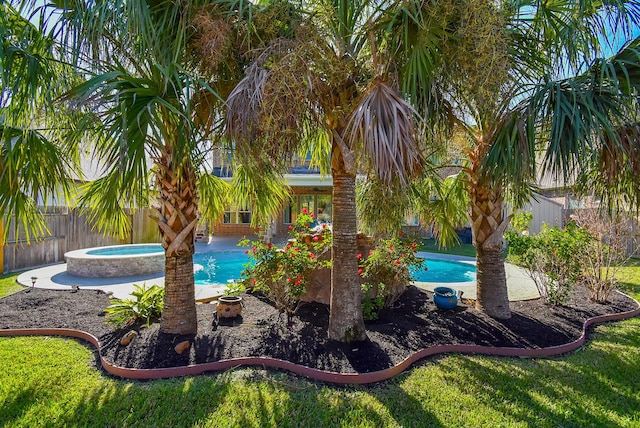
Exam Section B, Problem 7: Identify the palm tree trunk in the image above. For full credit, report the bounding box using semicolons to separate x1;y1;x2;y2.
163;254;197;334
469;179;511;319
328;170;366;342
156;150;199;335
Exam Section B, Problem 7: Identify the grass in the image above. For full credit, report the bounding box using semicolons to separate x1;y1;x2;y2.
0;271;23;296
421;238;477;258
1;262;639;427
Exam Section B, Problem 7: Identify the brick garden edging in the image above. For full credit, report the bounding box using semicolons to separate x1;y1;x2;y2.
2;291;639;384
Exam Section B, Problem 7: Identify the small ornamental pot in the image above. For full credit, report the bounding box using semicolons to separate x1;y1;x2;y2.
216;296;244;318
433;286;462;310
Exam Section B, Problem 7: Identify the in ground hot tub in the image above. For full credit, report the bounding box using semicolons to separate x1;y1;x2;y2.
64;244;164;278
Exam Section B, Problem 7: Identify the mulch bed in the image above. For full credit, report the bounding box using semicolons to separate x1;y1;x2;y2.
0;286;637;375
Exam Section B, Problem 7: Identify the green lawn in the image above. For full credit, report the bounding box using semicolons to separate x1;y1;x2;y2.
1;262;639;427
0;271;23;296
421;238;477;258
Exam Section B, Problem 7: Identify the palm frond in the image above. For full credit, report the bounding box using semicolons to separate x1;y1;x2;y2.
595;35;640;96
75;170;149;240
230;163;291;227
344;80;423;186
225;62;268;144
356;177;412;236
197;174;231;225
481;107;537;208
412;173;469;248
0;125;75;242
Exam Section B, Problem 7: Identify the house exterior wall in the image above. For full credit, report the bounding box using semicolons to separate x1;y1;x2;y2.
211;185;333;238
519;193;565;234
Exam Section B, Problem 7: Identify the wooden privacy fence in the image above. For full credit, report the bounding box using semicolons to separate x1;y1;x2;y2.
2;208;159;273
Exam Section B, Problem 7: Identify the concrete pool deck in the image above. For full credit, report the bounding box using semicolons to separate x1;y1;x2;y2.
16;236;540;301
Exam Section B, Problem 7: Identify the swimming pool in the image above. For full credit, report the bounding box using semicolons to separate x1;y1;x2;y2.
192;251;476;285
86;244;164;256
65;244;165;278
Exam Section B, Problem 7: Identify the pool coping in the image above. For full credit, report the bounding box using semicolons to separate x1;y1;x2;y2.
1;290;638;384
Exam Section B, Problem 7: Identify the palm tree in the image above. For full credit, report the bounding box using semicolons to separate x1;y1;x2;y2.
1;3;78;242
388;0;640;318
223;0;424;341
2;0;264;335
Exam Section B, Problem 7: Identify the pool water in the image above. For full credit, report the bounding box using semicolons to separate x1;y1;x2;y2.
411;259;476;283
193;252;252;285
86;244;164;256
192;251;475;285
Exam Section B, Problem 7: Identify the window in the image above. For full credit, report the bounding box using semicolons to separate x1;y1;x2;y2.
283;196;299;224
300;195;315;216
403;213;420;226
317;195;332;223
223;205;252;224
283;194;333;224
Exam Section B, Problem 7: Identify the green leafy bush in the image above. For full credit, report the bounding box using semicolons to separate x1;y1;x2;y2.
507;223;591;305
361;282;385;321
104;283;165;328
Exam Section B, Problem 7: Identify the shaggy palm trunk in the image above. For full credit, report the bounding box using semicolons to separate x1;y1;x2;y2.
163;253;197;333
469;178;511;319
328;169;366;342
156;150;199;335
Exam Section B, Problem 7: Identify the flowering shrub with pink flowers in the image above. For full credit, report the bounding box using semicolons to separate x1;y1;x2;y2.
359;235;424;320
239;209;331;315
240;211;423;319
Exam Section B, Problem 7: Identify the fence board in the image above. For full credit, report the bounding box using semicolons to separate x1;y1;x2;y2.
2;208;159;273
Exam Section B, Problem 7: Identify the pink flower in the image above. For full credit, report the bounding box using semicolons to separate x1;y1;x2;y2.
394;260;401;265
313;236;320;241
358;268;363;275
310;213;315;218
297;275;303;280
244;250;249;254
309;253;315;259
287;277;292;283
356;253;362;259
302;208;308;214
295;280;301;286
369;249;374;255
252;279;257;284
288;225;293;230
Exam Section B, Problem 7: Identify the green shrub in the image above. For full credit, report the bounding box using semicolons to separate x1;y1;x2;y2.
361;283;385;321
104;283;165;328
507;223;592;305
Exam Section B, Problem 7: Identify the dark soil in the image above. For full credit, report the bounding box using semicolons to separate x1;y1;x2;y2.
0;286;637;374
